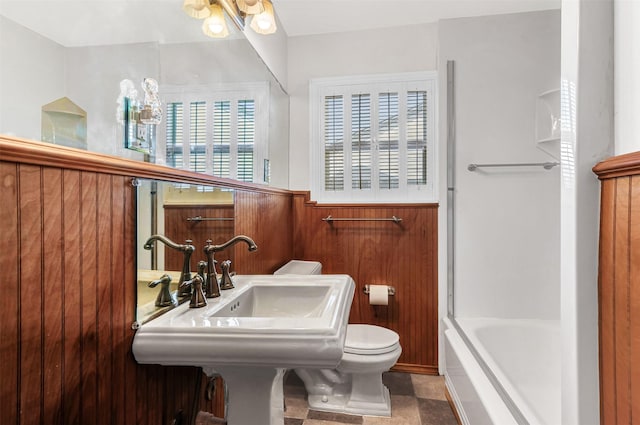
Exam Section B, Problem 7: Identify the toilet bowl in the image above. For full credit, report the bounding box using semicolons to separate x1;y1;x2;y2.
274;261;402;417
295;324;401;416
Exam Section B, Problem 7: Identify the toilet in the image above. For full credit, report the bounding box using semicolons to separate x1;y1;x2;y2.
274;260;402;417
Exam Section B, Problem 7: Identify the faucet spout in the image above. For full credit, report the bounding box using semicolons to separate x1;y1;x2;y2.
144;234;193;252
204;235;258;254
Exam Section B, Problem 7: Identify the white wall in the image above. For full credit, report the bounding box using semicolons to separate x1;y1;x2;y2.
65;42;159;158
243;13;288;91
614;0;640;155
287;23;438;190
560;0;613;423
0;16;66;141
439;10;561;320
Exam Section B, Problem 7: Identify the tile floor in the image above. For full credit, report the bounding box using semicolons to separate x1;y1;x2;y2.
283;371;459;425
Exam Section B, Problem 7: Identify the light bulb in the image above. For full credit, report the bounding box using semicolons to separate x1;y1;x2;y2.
249;0;276;34
256;16;271;30
202;4;229;38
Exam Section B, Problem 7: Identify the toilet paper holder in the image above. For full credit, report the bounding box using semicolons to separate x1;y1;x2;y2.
363;285;396;296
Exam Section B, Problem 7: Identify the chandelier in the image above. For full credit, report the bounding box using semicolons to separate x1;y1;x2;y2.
183;0;277;38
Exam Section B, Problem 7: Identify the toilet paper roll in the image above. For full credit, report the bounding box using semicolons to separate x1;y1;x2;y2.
368;285;389;306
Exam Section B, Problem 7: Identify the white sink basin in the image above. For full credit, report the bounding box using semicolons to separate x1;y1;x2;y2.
133;274;355;368
214;284;336;318
132;274;355;425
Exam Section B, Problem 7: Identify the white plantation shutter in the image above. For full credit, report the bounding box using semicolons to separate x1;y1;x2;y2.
351;94;371;190
189;101;207;173
165;102;184;168
311;72;436;203
161;83;267;183
378;92;399;189
212;100;231;178
407;90;428;185
237;99;255;182
324;95;344;191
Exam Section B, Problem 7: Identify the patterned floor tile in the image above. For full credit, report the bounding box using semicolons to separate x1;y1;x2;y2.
307;410;363;424
285;396;311;419
417;398;458;425
410;374;447;401
382;372;415;396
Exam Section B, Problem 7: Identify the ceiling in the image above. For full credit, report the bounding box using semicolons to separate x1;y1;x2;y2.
275;0;560;37
0;0;560;47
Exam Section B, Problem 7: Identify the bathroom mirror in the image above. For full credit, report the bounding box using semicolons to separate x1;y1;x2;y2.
136;179;236;324
0;0;289;189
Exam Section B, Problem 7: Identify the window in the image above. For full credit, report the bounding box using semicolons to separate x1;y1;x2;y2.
159;83;268;183
311;72;436;203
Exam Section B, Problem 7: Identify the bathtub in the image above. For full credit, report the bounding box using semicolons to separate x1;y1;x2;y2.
443;317;560;425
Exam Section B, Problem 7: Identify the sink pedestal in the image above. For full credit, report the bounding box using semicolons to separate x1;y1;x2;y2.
204;366;286;425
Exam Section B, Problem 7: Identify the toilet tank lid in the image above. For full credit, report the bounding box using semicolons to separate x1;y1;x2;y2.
274;260;322;275
344;324;400;355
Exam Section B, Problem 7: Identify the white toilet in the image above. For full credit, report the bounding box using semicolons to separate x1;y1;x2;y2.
274;260;402;417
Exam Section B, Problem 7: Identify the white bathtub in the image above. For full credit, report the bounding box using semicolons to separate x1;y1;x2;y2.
443;317;561;425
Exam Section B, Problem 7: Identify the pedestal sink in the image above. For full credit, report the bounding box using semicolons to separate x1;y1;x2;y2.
132;274;355;425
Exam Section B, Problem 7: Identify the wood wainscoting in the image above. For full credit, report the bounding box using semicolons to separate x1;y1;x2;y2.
594;151;640;425
0;137;294;425
0;136;439;425
292;192;439;374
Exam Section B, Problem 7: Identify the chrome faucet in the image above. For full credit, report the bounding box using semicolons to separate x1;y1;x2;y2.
203;235;257;290
144;235;195;298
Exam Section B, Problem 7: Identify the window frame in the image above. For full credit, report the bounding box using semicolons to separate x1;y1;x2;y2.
310;72;437;203
158;82;269;183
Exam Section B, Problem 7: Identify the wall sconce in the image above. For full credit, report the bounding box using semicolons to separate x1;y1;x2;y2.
119;78;162;158
184;0;277;38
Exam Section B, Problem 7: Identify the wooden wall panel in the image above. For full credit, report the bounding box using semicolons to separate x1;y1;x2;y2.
62;170;82;424
234;190;294;274
163;204;235;271
292;193;438;373
42;168;64;424
0;162;19;425
599;178;616;425
0;138;297;424
19;164;44;425
630;175;640;423
596;154;640;425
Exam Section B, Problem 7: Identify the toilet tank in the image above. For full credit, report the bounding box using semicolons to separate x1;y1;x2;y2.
274;260;322;275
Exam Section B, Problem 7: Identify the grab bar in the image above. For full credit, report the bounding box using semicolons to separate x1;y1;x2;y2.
322;215;402;224
186;216;234;222
467;162;559;172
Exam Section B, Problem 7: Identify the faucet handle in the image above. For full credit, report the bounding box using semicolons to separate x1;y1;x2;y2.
181;275;207;308
149;274;177;308
219;260;234;290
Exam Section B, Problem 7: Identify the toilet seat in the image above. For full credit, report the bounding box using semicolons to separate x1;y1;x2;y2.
344;324;400;355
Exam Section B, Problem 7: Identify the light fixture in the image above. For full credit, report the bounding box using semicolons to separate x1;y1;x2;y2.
202;3;229;38
249;0;276;35
183;0;277;38
183;0;211;19
236;0;264;15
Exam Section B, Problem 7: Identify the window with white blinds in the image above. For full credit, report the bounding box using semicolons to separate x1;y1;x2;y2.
159;83;268;183
311;72;437;203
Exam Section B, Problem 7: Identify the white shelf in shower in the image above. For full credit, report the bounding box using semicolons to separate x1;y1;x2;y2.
535;89;560;160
